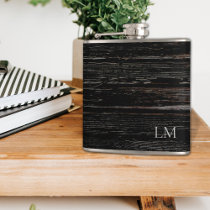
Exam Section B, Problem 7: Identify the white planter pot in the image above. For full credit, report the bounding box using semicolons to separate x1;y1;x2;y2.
72;39;83;88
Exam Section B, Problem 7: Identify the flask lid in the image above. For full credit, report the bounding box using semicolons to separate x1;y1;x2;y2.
124;23;149;39
95;23;149;39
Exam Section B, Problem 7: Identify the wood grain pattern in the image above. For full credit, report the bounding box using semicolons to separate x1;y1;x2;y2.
83;41;190;152
140;197;176;210
0;86;209;196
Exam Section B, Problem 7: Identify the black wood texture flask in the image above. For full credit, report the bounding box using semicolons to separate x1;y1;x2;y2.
83;23;191;155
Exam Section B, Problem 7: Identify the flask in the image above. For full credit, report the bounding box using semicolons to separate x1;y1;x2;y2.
83;23;191;155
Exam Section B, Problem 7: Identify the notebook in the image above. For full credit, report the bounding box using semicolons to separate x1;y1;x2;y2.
0;93;72;138
0;62;70;110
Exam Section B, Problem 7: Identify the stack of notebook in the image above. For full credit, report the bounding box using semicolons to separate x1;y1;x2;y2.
0;61;74;138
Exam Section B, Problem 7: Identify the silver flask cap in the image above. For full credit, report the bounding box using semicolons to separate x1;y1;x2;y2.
95;23;149;39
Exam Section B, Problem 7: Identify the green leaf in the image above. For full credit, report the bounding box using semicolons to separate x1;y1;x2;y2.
112;0;121;8
96;18;103;22
101;21;109;28
71;0;86;7
29;204;36;210
123;4;133;10
101;21;114;31
29;0;50;6
82;3;91;11
111;12;129;26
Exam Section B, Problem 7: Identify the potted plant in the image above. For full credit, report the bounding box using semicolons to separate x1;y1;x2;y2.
14;0;153;86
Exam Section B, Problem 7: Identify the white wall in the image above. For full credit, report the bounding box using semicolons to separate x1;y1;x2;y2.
0;0;78;80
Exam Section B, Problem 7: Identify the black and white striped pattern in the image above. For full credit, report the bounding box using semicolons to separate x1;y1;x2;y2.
0;67;69;110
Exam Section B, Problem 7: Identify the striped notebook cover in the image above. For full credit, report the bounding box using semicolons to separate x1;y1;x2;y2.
0;66;69;110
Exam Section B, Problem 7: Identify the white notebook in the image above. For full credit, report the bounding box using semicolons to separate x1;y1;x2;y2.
0;64;69;110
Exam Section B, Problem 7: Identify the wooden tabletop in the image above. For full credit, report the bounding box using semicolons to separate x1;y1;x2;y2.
0;93;209;196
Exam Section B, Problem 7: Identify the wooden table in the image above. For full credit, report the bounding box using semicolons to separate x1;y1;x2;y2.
0;91;209;210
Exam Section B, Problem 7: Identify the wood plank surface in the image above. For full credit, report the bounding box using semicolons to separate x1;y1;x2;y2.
0;84;209;196
139;197;176;210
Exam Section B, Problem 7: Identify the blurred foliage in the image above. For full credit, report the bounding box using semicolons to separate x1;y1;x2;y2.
30;0;51;6
29;204;36;210
8;0;154;39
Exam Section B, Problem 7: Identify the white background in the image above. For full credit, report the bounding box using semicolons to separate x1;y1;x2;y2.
0;0;209;209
